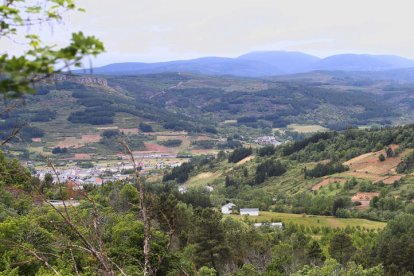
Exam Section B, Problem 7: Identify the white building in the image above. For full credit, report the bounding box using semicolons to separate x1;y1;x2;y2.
240;208;259;216
48;200;80;207
221;203;236;214
178;186;187;194
206;186;214;192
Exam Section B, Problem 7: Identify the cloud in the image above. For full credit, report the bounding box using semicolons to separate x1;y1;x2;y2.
2;0;414;65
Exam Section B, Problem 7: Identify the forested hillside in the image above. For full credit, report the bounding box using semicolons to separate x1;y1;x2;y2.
1;125;414;275
5;70;414;153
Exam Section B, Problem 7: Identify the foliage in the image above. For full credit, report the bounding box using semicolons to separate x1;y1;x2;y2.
255;159;286;184
0;0;104;98
258;145;276;157
396;150;414;173
376;214;414;274
328;233;356;265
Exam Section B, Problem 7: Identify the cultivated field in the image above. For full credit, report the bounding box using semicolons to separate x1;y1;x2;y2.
342;145;406;183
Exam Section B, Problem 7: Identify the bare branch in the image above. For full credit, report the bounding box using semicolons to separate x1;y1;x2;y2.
119;140;152;276
1;124;25;146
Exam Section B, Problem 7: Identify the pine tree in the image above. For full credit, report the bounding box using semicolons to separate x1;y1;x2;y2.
328;233;355;265
193;208;229;270
306;240;325;265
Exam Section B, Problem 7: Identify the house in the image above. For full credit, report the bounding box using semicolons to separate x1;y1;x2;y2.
253;222;283;228
221;203;236;214
48;200;80;207
206;186;214;192
240;208;259;216
178;186;187;194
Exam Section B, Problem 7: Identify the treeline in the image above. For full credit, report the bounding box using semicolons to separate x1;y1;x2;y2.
228;147;252;163
304;162;348;178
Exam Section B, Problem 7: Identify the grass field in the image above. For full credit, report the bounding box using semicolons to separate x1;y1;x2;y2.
228;211;386;230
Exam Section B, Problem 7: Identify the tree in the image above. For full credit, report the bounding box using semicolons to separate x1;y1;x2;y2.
102;129;120;139
378;154;386;162
192;208;229;270
139;122;153;132
376;214;414;274
255;159;286;184
237;263;259;276
292;259;384;276
119;184;139;211
0;0;104;99
258;145;276;157
385;147;394;158
328;233;355;265
306;240;325;265
332;197;351;217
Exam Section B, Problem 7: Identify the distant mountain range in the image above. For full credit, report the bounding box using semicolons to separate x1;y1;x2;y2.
79;51;414;77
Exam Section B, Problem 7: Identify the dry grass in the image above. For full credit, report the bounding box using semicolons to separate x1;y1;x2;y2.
73;153;91;160
186;172;222;188
120;128;138;134
143;142;171;152
287;124;328;133
57;134;101;148
237;156;255;165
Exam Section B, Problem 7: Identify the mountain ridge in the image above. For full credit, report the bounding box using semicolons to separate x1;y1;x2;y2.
78;51;414;77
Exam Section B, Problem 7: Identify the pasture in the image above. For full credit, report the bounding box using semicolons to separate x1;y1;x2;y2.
229;211;386;230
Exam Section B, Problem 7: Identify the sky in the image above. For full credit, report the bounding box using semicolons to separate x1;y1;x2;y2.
3;0;414;66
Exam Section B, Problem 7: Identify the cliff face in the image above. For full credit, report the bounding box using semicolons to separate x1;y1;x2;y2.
51;74;108;87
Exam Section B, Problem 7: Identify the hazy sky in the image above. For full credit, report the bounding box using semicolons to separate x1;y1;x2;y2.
3;0;414;66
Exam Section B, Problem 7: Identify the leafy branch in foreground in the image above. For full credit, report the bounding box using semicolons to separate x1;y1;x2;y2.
0;0;105;98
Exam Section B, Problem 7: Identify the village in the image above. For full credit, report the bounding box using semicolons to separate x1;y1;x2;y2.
29;152;187;187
